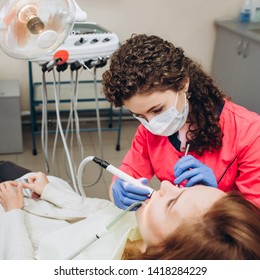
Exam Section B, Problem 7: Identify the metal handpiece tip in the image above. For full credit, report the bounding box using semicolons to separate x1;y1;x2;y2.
148;189;156;197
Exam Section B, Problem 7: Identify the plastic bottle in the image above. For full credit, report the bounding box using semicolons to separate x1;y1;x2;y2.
240;0;252;22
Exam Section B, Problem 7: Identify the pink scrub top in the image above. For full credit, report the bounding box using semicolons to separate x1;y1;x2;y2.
118;100;260;207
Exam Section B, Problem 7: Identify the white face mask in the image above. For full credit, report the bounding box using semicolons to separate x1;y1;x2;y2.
133;93;189;136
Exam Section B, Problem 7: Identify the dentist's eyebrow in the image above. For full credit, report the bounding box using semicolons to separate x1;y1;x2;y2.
129;104;163;115
146;104;163;113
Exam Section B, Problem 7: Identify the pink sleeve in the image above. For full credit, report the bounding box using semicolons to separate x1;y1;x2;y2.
236;119;260;207
117;125;154;180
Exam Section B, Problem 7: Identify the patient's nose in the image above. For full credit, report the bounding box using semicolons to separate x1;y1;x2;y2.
158;180;180;196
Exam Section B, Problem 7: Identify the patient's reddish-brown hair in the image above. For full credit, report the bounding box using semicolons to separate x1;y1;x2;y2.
123;192;260;260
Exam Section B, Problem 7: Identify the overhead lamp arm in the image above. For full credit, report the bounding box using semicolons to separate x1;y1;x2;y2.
72;0;87;22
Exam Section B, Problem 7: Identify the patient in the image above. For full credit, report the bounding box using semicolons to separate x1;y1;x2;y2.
127;183;260;259
0;163;260;260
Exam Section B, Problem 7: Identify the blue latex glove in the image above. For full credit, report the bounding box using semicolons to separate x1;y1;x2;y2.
112;177;150;210
174;155;217;188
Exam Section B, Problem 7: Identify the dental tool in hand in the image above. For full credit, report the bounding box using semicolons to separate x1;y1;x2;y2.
92;157;155;197
175;143;190;188
183;143;190;157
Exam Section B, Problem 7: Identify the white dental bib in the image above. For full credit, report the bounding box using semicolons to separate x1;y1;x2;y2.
36;205;139;260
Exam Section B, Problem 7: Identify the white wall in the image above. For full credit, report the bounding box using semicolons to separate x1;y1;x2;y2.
0;0;245;111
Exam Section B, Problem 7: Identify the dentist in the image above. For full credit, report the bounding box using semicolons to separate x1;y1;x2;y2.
102;34;260;210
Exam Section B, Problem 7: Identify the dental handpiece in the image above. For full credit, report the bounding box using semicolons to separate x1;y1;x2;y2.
92;157;155;197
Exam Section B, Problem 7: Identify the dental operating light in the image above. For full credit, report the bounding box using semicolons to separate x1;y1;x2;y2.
0;0;87;60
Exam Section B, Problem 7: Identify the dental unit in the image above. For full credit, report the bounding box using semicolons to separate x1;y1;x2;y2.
0;0;121;193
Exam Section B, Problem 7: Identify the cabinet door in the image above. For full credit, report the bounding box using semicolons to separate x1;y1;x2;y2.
234;37;260;114
211;26;260;114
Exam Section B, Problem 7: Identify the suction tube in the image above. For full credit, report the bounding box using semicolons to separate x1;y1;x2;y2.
65;200;145;259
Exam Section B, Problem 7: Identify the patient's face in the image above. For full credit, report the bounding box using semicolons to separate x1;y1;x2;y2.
136;181;225;246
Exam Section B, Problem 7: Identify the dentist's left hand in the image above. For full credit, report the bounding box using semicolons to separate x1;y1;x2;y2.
174;155;217;188
112;178;150;210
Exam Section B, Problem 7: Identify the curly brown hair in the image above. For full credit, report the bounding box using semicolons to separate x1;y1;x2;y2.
123;192;260;260
102;34;227;155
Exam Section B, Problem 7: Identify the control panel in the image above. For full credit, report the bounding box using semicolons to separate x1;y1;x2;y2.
32;22;120;64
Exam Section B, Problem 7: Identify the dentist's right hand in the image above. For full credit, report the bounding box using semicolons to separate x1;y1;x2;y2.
112;178;150;210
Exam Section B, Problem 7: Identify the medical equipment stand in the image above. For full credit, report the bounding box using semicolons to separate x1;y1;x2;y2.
28;61;122;156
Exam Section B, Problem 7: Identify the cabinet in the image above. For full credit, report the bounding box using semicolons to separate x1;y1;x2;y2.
211;21;260;114
0;80;23;153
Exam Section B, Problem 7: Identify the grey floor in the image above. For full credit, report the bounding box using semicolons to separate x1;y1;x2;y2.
0;119;142;200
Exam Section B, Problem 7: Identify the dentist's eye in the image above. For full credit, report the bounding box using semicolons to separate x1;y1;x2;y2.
133;113;146;119
152;107;163;114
